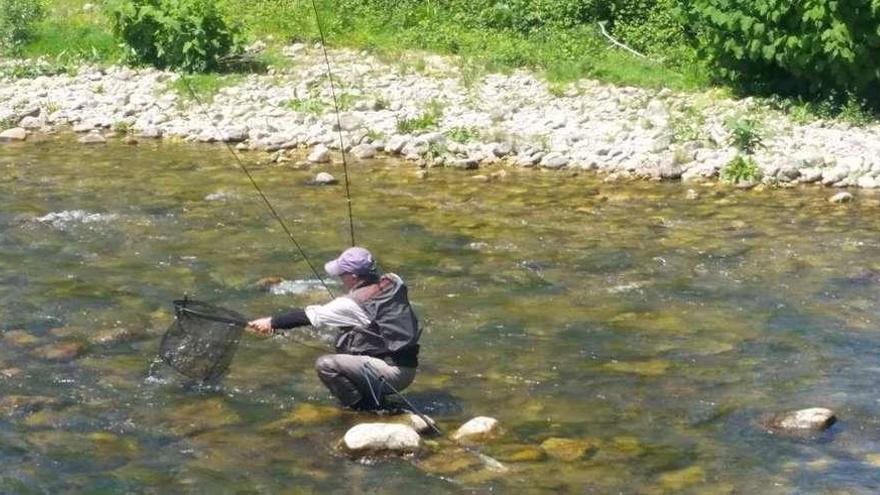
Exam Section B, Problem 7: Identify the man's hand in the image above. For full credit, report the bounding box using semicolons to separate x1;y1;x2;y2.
247;317;273;335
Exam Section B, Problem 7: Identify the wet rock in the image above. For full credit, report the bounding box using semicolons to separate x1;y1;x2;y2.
31;341;84;362
657;465;706;491
416;448;483;474
386;135;408;154
342;423;420;454
136;126;162;139
540;152;569;169
0;395;58;415
350;143;376;159
313;172;338;185
254;276;285;289
388;412;437;435
0;127;27;141
451;416;500;443
121;136;139;145
263;403;343;430
540;437;595;461
415;170;428;180
490;444;546;463
1;368;23;378
308;144;331;163
78;132;107;145
492;142;513;157
4;330;39;346
450;158;479;170
166;398;242;436
829;192;853;204
766;407;836;433
603;359;669;376
659;164;683;181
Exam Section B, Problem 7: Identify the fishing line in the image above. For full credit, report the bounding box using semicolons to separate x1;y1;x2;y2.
179;77;335;299
309;0;357;247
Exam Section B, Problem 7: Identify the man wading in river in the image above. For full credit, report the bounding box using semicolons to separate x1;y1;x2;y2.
247;247;421;411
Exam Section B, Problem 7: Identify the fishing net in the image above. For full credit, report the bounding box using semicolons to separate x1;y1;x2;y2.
159;299;247;381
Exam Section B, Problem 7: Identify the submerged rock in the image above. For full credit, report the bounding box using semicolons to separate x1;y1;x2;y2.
0;127;27;141
765;407;836;433
451;416;500;443
540;437;595;461
262;403;342;430
78;132;107;144
166;398;242;436
31;341;84;362
490;443;546;463
829;192;853;204
416;448;483;475
4;330;39;346
0;395;58;416
342;423;420;454
88;327;143;346
313;172;338;185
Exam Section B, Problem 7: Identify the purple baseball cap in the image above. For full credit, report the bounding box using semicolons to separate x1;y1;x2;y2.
324;247;375;276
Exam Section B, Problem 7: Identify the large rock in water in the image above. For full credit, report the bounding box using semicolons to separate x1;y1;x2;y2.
766;408;836;433
308;144;331;163
342;423;420;455
0;127;27;141
451;416;500;443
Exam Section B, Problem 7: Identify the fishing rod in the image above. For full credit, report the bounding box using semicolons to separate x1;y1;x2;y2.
179;78;335;299
309;0;357;247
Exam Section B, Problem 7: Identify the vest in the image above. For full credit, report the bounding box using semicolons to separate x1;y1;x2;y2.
334;273;421;367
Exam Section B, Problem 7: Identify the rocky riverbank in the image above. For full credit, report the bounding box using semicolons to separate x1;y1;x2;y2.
2;43;880;189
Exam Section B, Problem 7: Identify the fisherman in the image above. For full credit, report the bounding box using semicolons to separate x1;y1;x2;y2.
247;246;421;411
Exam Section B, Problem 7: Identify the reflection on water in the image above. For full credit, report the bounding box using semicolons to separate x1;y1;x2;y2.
2;135;880;492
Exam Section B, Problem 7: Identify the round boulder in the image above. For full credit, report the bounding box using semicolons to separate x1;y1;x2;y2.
342;423;420;455
451;416;500;444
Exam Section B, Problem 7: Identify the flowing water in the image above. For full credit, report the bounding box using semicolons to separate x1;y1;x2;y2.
2;135;880;493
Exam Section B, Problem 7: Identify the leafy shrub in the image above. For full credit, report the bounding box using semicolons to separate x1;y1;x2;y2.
720;154;760;183
445;126;481;143
725;116;763;154
396;100;443;134
108;0;241;72
692;0;880;106
0;0;45;54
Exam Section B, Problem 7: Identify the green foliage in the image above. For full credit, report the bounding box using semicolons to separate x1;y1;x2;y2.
172;73;244;102
670;105;706;143
396;100;444;134
0;0;45;54
445;126;481;143
692;0;880;106
720;154;760;183
107;0;241;72
112;120;132;134
285;98;327;114
725;116;763;154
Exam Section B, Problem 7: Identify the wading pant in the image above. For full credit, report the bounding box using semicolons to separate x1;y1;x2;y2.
315;354;416;409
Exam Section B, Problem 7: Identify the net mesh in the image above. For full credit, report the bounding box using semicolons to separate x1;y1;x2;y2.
159;299;246;381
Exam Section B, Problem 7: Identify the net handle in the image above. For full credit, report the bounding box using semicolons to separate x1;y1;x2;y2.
173;300;249;326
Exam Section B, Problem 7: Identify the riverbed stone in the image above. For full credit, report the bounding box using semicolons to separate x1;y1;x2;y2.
451;416;500;443
857;176;878;189
78;132;107;145
540;152;569;169
767;408;836;433
490;444;547;463
540;437;595;461
308;144;331;163
262;403;343;430
829;192;854;204
31;341;84;362
4;330;39;346
342;423;420;454
0;127;27;141
166;398;242;436
351;143;376;159
89;327;143;346
313;172;337;185
0;395;58;416
417;448;483;474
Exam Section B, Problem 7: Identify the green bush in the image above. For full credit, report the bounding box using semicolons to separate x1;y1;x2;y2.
692;0;880;106
720;154;760;183
725;116;764;154
0;0;45;54
107;0;241;72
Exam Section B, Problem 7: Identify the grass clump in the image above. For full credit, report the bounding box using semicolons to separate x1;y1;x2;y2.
670;105;705;143
445;126;480;143
725;116;764;154
286;98;327;114
171;73;244;103
0;0;45;55
396;100;443;134
720;155;760;184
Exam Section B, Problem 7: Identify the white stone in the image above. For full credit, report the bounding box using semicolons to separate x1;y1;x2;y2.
313;172;337;185
308;144;331;163
451;416;500;443
0;127;27;141
540;152;569;169
77;132;106;145
342;423;420;453
19;116;42;129
857;176;878;189
386;135;408;154
829;192;854;204
336;113;362;131
772;408;836;431
350;143;376;159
